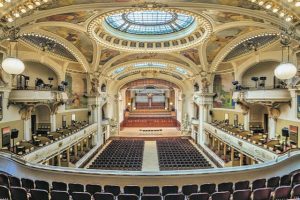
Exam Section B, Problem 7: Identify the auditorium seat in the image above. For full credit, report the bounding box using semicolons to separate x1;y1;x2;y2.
30;189;49;200
267;176;280;190
200;183;216;195
232;189;251;200
104;185;121;196
51;190;69;200
10;187;28;200
280;174;292;186
21;178;34;191
52;181;67;191
292;172;300;186
118;194;139;200
143;186;160;194
252;188;272;200
182;184;198;196
217;182;233;193
35;180;50;192
211;191;230;200
71;191;92;200
124;185;141;196
94;192;114;200
0;174;9;188
273;186;291;199
292;184;300;198
141;194;162;200
188;193;209;200
161;185;178;196
164;193;185;200
9;176;21;187
86;184;102;195
0;185;10;199
234;180;249;190
251;178;266;191
69;183;84;194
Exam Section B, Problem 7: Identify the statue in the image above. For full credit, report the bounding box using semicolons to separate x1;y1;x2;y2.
19;104;35;120
90;77;100;96
201;77;210;93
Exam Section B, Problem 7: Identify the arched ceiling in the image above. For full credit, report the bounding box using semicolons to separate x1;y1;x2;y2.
0;0;299;82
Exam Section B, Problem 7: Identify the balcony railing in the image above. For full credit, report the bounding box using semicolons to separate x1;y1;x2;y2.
232;89;291;103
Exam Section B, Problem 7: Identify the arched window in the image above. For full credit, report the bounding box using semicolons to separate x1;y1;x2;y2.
194;83;199;92
101;84;106;92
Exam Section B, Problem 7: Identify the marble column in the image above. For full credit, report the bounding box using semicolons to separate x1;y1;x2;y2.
50;114;56;132
239;153;244;166
243;112;250;131
198;105;205;145
268;117;276;139
66;148;70;165
24;118;31;141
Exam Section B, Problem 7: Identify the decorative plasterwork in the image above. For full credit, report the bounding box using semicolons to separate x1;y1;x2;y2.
87;8;213;53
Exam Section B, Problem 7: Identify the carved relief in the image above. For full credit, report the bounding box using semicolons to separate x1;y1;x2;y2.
90;77;100;97
19;104;35;120
267;106;280;120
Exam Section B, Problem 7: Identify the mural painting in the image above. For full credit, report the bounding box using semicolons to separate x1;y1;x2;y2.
65;72;88;109
99;49;120;65
180;48;201;65
36;11;94;23
213;73;235;109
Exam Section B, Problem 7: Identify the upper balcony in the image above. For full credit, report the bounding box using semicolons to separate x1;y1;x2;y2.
232;88;291;104
9;89;68;103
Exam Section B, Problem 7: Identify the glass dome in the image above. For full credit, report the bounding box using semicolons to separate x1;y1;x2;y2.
105;10;195;35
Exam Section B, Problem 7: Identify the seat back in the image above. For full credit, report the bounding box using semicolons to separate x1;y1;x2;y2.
232;189;251;200
0;185;10;199
21;178;34;190
71;192;92;200
51;190;69;200
200;183;216;195
267;176;280;189
104;185;121;196
118;194;139;200
182;184;198;195
252;179;266;191
141;194;162;200
292;184;300;198
35;180;49;192
52;181;67;191
69;183;84;193
292;172;300;186
30;189;49;200
124;185;141;196
218;182;233;193
188;193;209;200
94;192;115;200
9;176;21;187
162;185;178;196
10;187;28;200
0;174;9;187
165;193;185;200
211;191;230;200
273;186;291;199
86;184;102;195
280;175;291;186
252;188;272;200
234;181;249;190
143;186;160;195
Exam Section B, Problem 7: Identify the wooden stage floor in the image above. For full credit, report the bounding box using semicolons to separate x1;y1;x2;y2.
118;127;182;138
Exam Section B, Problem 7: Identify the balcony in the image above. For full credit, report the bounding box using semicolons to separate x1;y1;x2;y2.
9;89;68;103
232;89;291;103
191;118;199;125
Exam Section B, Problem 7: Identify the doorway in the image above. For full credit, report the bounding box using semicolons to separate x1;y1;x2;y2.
31;115;36;135
264;114;269;133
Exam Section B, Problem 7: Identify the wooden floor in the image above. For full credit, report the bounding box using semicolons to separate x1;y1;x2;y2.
119;128;182;138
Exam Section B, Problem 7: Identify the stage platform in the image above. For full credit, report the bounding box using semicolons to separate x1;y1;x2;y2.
118;127;182;138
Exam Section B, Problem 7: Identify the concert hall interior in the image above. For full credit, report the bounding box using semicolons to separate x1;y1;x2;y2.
0;0;300;200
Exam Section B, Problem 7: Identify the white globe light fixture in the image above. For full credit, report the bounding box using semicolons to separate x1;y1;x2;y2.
274;62;297;80
1;57;25;75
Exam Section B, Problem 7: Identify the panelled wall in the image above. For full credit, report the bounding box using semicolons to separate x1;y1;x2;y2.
211;109;244;125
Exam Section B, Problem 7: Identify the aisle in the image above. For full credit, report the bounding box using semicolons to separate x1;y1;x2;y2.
142;141;160;172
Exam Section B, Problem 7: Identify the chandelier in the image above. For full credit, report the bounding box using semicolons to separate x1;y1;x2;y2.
1;27;25;75
274;31;297;80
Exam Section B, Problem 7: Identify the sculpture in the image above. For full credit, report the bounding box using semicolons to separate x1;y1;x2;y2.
90;77;100;96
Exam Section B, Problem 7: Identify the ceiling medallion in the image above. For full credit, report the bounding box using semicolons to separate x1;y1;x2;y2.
87;8;213;53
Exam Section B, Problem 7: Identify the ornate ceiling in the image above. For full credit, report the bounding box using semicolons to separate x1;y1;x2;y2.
0;0;299;83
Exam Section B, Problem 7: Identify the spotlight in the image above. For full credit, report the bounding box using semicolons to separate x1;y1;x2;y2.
61;81;68;86
232;81;239;85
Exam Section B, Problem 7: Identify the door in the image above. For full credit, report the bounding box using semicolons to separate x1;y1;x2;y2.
31;115;36;135
264;114;268;133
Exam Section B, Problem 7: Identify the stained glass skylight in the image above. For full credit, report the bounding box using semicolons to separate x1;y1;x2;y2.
176;67;187;74
112;67;125;75
134;62;167;68
105;10;194;35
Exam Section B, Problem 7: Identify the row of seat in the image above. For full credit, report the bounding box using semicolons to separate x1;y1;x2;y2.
157;139;212;170
0;171;300;199
89;140;144;171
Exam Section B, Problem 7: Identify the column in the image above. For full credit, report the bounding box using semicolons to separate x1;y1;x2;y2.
198;104;204;145
74;144;78;160
239;153;244;166
81;140;84;153
66;148;70;165
50;114;56;132
24;119;31;141
223;143;227;157
230;147;235;162
268;117;276;139
243;112;250;131
57;154;61;166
